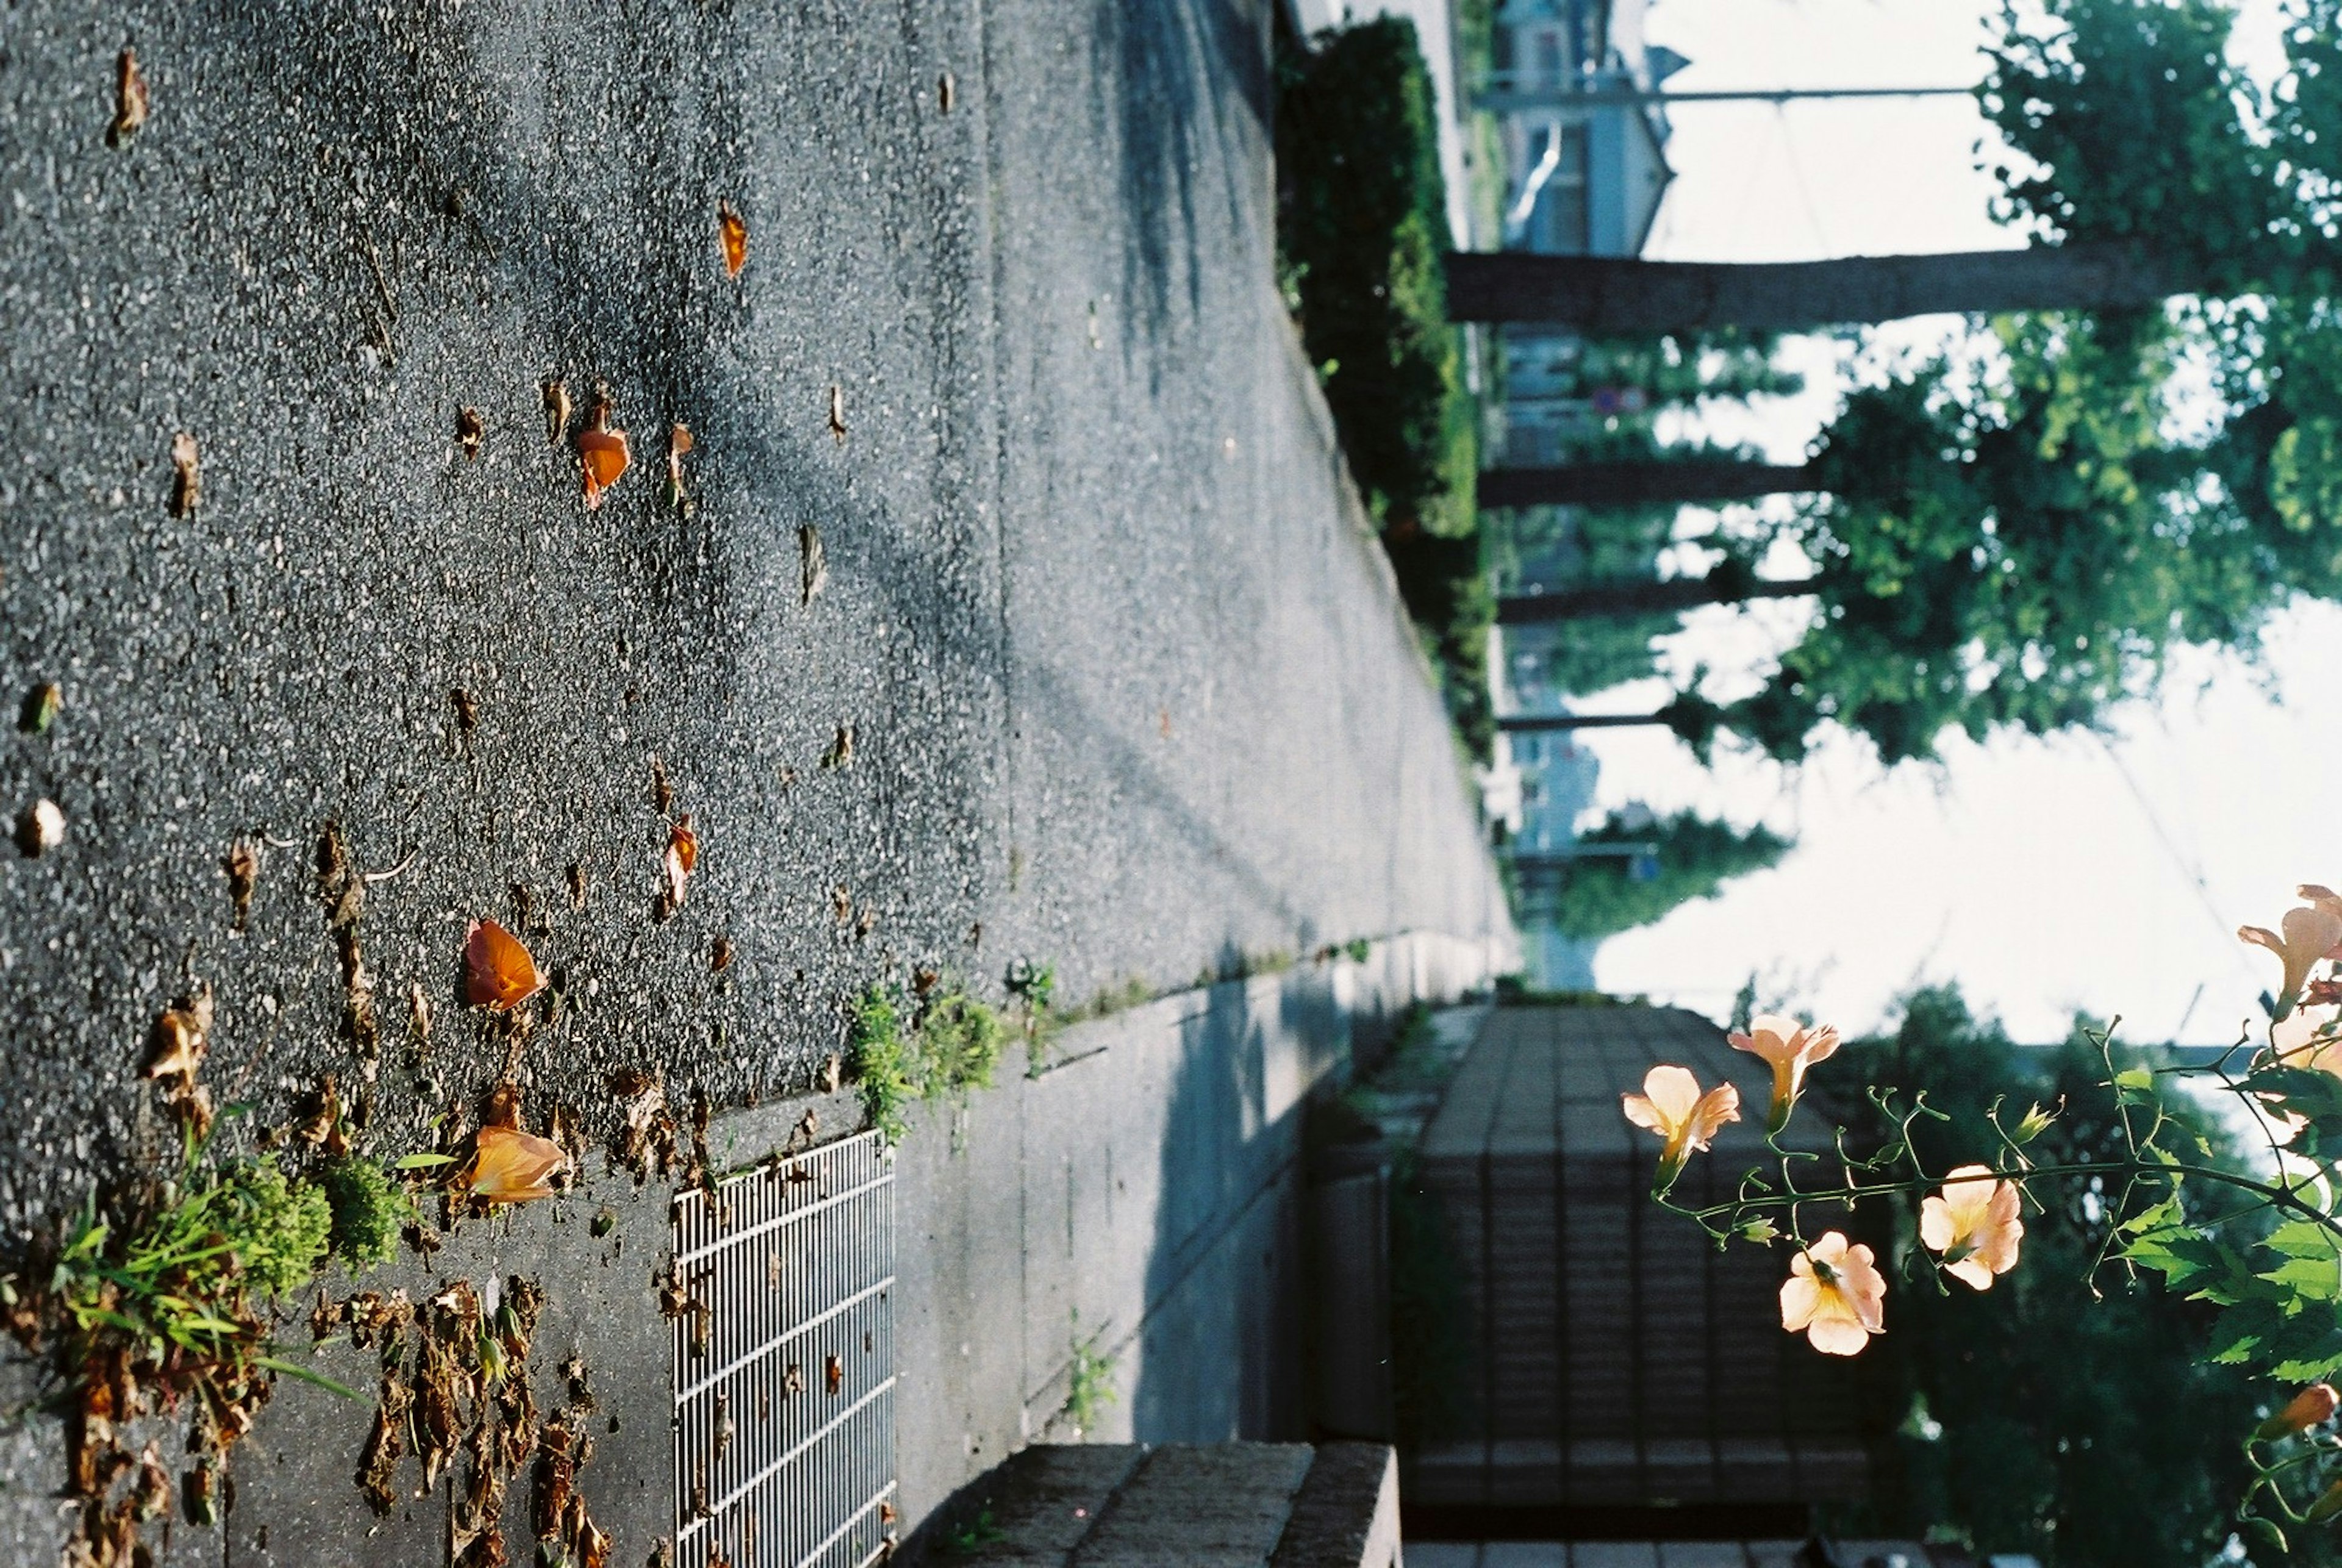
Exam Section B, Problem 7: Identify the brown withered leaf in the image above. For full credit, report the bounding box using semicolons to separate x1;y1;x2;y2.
168;432;200;517
820;724;853;770
662;816;699;914
651;756;674;815
108;49;149;147
566;861;587;910
831;885;853;927
665;421;693;512
532;1417;576;1541
939;71;955;113
824;1355;843;1395
798;524;828;606
827;384;847;445
542;379;571;445
456;406;484;460
657;1260;689;1321
782;1362;805;1397
578;392;629;510
710;936;733;973
717;200;748;278
143;987;211;1082
223;839;259;931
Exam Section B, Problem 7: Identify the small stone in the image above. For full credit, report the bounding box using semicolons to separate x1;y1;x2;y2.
15;798;64;856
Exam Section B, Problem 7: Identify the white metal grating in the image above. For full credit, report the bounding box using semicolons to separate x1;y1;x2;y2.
672;1129;898;1568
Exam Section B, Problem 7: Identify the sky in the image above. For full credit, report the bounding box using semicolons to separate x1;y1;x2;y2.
1565;0;2337;1045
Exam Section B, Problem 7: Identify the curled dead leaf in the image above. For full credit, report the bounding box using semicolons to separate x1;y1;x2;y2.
19;681;60;734
108;49;149;147
939;71;954;113
710;936;732;973
665;422;693;511
543;378;572;445
456;406;484;460
223;839;259;931
663;816;700;911
827;385;847;445
824;1355;842;1395
798;524;828;606
578;398;630;510
144;987;212;1082
168;432;200;517
463;919;544;1011
717;200;747;278
820;724;853;770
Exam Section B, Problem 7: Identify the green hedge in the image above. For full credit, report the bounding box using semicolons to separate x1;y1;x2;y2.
1278;17;1491;757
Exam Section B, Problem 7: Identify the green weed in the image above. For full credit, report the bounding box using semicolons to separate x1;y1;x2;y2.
315;1155;415;1272
848;976;1015;1143
943;1509;1006;1555
1063;1318;1117;1436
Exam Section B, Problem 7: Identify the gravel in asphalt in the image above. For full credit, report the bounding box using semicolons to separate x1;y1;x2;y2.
0;0;1510;1229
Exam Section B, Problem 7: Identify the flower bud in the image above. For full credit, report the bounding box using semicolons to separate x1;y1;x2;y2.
2306;1478;2342;1523
2257;1383;2340;1441
2011;1100;2058;1145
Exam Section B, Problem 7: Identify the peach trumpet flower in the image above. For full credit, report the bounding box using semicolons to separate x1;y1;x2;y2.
465;1123;567;1204
1727;1013;1839;1134
1779;1231;1886;1356
2239;898;2342;1015
1919;1164;2024;1290
1620;1064;1740;1195
2255;1382;2340;1441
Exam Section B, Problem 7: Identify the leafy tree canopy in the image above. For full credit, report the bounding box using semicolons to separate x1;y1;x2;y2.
1546;807;1790;940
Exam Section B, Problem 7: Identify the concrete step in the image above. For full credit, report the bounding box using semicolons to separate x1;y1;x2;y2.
948;1442;1400;1568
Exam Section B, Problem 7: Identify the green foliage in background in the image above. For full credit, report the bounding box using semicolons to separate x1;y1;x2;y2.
1545;808;1790;940
1276;16;1491;759
1828;989;2268;1567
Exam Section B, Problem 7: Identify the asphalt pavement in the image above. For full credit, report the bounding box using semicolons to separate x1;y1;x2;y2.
0;0;1509;1234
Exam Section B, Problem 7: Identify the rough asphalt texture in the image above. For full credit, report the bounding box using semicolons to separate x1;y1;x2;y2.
0;0;1508;1228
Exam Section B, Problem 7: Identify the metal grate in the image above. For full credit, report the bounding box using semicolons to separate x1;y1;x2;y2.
672;1129;898;1568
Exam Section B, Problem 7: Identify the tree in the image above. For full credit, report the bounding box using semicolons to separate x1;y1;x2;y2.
1543;808;1789;940
1445;0;2322;332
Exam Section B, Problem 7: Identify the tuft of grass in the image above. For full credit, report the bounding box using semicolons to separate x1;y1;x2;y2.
1062;1317;1117;1436
848;987;920;1145
848;976;1016;1144
943;1509;1006;1555
315;1156;415;1272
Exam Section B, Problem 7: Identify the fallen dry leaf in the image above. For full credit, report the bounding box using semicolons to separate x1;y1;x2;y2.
578;397;630;510
223;839;259;931
108;49;149;147
665;422;693;511
651;756;674;815
717;200;747;278
663;816;699;912
20;681;60;734
463;918;545;1011
939;71;954;113
798;524;827;606
542;378;572;444
824;1355;842;1395
168;432;200;517
820;724;854;770
567;861;587;910
826;385;847;445
456;406;484;461
143;999;208;1081
710;936;732;973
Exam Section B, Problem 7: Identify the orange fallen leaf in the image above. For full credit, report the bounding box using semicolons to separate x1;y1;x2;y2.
717;201;747;278
109;49;149;147
465;1123;565;1203
144;1004;207;1081
664;816;699;910
578;398;629;510
463;918;544;1011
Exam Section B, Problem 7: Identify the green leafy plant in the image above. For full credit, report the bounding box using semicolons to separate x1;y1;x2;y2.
315;1156;414;1272
1628;882;2342;1559
848;977;1015;1144
1062;1317;1117;1436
